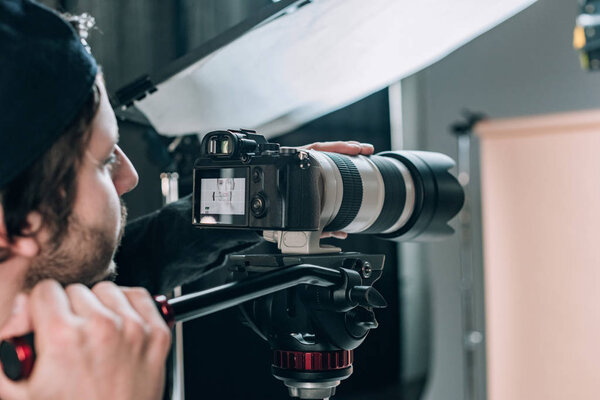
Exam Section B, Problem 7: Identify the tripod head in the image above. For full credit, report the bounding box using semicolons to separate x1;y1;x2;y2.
228;253;386;399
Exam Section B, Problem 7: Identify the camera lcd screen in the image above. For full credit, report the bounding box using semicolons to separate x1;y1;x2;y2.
197;168;248;226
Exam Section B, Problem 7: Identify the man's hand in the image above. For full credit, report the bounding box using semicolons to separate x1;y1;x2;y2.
301;141;374;157
0;280;171;400
302;141;375;239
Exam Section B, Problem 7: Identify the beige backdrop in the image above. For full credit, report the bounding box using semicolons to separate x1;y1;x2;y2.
476;110;600;400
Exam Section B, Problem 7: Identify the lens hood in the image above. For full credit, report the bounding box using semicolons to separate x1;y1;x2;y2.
376;151;464;241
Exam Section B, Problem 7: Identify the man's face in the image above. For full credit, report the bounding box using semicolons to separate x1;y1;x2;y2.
24;77;139;288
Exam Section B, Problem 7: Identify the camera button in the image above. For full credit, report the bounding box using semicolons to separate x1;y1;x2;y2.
251;193;267;217
252;167;263;183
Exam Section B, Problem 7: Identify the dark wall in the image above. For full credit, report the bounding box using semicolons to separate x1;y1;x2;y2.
38;0;272;219
39;0;271;92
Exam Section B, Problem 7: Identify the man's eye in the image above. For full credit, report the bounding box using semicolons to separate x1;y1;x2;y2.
103;153;119;170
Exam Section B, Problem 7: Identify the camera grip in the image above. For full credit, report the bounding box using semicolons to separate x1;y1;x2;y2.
0;332;35;381
0;295;175;381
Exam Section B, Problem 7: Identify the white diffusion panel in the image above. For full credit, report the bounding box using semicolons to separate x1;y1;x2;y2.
135;0;536;137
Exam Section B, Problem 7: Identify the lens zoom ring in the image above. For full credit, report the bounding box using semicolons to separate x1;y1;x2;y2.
324;153;363;232
362;156;407;233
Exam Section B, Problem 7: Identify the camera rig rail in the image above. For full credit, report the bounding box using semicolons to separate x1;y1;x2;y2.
1;253;385;400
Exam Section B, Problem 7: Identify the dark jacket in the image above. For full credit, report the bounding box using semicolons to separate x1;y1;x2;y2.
113;195;262;399
114;195;261;295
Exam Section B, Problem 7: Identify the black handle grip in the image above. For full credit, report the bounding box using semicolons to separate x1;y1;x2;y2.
0;333;35;381
0;296;174;381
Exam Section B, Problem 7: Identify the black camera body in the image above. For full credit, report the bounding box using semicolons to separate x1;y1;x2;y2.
193;129;321;231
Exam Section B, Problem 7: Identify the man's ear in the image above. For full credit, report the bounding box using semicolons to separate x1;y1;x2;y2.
0;207;40;259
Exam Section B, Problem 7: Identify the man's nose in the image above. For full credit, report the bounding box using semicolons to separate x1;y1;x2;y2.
113;146;139;196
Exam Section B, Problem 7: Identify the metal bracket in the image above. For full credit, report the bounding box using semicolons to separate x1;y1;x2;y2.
263;230;341;254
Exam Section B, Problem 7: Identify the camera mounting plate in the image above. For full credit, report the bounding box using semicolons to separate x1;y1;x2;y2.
263;230;341;254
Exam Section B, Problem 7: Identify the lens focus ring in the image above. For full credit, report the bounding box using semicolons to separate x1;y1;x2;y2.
324;153;363;232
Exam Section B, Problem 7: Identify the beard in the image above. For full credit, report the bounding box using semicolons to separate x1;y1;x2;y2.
23;201;128;290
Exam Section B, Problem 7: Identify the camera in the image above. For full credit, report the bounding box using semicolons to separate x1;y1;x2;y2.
190;129;464;398
193;129;321;232
193;129;464;253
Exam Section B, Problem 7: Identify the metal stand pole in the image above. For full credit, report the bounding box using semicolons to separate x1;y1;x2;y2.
451;112;486;400
160;172;184;400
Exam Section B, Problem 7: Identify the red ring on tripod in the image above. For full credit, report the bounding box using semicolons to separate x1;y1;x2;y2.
273;350;353;371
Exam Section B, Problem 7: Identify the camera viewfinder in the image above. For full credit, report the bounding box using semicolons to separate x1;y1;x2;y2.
208;135;233;156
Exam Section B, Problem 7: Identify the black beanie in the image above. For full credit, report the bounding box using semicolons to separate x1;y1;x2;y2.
0;0;98;189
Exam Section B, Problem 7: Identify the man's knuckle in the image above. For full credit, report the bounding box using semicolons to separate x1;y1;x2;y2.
89;313;121;337
91;280;117;294
48;320;80;346
133;287;151;298
152;324;172;351
123;316;149;341
65;282;86;294
125;286;151;300
30;279;54;298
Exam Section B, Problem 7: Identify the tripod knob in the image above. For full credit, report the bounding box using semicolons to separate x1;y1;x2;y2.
349;286;387;308
347;307;378;329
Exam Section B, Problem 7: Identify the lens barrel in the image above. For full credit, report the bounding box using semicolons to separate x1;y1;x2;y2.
311;150;464;241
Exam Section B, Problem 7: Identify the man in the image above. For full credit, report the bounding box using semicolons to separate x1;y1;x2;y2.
0;1;373;398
